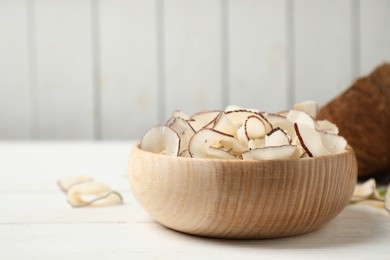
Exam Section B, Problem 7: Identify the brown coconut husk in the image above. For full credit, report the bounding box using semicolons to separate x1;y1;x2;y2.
317;63;390;177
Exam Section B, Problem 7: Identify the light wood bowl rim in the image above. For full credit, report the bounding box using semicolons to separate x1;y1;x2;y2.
129;143;357;239
132;143;354;163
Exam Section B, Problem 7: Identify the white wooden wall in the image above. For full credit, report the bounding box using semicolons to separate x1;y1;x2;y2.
0;0;389;140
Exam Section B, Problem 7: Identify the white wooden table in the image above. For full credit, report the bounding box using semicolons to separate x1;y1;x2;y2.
1;142;389;259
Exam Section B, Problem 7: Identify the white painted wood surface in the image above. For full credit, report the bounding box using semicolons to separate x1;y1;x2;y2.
228;0;288;112
99;0;159;139
360;0;390;76
0;0;31;139
163;0;223;117
33;0;94;139
1;1;390;140
0;142;390;259
294;0;354;106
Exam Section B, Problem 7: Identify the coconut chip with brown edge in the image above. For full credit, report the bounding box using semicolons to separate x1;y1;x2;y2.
57;176;123;208
350;178;390;214
140;101;348;160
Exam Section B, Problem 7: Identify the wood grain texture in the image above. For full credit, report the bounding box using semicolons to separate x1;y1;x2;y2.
1;142;390;259
163;0;223;117
33;0;94;139
0;0;31;139
360;0;390;75
294;0;354;106
129;145;357;239
228;0;288;112
1;1;390;140
0;141;132;193
99;0;158;139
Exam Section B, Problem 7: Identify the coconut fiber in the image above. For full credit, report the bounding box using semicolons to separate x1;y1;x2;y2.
317;63;390;177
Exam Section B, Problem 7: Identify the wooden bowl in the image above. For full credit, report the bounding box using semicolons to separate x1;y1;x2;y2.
129;145;357;239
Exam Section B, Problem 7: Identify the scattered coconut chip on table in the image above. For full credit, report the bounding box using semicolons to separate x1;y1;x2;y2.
349;178;390;215
57;176;123;208
67;182;123;208
385;184;390;213
351;178;377;199
354;200;385;209
57;175;94;193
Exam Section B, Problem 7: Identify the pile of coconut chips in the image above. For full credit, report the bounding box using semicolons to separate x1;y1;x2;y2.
140;101;348;160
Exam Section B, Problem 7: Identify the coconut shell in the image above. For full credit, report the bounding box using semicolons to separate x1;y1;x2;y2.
317;63;390;177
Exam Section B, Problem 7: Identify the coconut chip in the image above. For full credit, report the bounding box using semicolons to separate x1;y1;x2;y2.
166;117;194;154
179;149;191;158
212;112;237;136
264;113;296;139
57;176;123;208
242;145;297;160
139;100;349;160
385;184;390;213
140;125;180;156
171;110;190;120
316;119;339;134
293;100;318;118
57;175;94;193
294;123;330;157
248;139;265;150
350;178;390;215
188;128;237;159
189;110;221;131
265;127;290;147
67;182;123;208
351;178;377;202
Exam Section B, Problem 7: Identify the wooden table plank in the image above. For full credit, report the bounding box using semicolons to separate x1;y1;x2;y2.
0;192;136;224
0;0;31;139
0;142;389;259
0;205;389;259
0;141;134;192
